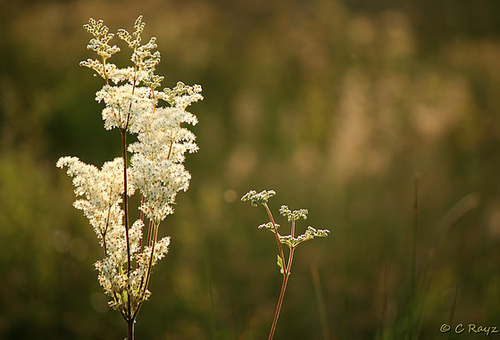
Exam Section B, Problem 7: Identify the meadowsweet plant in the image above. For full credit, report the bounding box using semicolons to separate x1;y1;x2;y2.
57;16;203;340
241;190;330;339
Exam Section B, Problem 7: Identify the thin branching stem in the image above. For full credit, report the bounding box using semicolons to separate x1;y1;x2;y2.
240;190;330;340
269;272;290;340
102;201;113;256
120;128;133;335
120;130;131;274
124;64;138;131
263;203;286;266
138;195;146;254
102;56;109;86
134;220;159;320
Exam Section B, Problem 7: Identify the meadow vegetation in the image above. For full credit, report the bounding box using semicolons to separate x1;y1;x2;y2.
0;0;499;339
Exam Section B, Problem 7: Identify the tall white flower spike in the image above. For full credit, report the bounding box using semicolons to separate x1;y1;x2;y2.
57;16;203;339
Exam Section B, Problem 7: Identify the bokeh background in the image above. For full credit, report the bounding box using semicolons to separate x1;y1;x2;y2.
1;0;499;339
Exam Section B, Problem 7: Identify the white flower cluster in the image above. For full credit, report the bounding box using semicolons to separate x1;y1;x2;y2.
258;217;329;248
241;189;276;206
279;205;308;222
57;16;202;319
258;221;280;230
56;157;127;250
278;226;330;248
242;190;330;249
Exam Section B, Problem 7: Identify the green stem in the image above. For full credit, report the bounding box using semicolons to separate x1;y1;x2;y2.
409;174;419;339
411;175;418;297
102;56;109;86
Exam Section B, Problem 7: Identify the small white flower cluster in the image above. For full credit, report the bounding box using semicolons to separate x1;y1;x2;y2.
241;189;276;206
258;215;329;248
279;205;308;222
242;190;330;249
278;226;330;248
57;16;202;319
258;221;280;230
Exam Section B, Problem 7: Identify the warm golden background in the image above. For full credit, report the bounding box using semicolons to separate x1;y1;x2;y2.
1;0;499;339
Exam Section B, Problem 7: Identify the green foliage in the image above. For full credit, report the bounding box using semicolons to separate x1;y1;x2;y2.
1;0;500;339
277;254;285;275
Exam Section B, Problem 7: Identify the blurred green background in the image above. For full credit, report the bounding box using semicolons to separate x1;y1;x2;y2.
1;0;499;339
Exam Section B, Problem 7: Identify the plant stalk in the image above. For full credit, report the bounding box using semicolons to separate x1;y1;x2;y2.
268;221;296;340
121;129;132;321
263;203;286;268
127;318;135;340
268;272;290;340
408;174;419;340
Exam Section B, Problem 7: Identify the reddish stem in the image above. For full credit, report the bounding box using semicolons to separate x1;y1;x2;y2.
267;220;296;340
263;203;286;269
